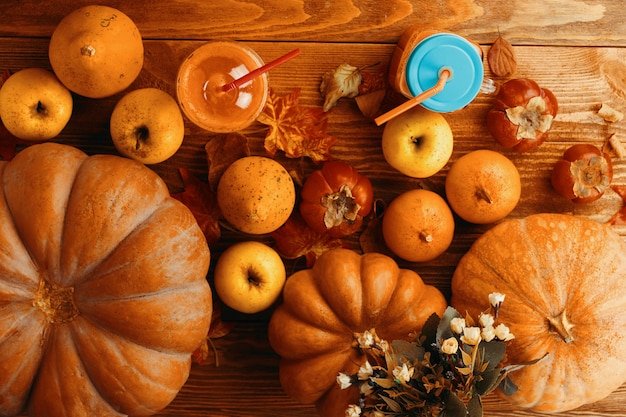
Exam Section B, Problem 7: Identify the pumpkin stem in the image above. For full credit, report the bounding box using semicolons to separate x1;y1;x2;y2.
547;309;574;343
33;279;79;323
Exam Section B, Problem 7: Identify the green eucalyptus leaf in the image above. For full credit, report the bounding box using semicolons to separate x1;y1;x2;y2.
466;393;483;417
475;368;504;396
480;341;506;371
420;312;441;347
437;306;462;345
392;339;424;362
499;374;520;396
441;391;466;417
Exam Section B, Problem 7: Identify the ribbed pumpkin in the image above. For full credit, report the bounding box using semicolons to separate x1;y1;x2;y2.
0;143;212;417
451;213;626;412
268;248;447;417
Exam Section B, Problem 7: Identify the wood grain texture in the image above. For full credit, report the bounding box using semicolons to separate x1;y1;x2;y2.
2;0;626;416
0;0;625;45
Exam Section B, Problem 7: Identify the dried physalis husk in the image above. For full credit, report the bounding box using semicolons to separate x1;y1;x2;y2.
608;133;625;158
598;103;624;123
320;63;362;112
487;35;517;77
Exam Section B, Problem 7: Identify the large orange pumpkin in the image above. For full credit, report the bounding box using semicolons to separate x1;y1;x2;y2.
451;213;626;412
0;143;212;416
268;248;447;417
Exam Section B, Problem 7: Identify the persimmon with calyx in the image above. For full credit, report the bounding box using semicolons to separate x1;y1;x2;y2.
382;189;454;262
300;161;373;237
487;78;558;152
445;149;521;225
551;144;613;204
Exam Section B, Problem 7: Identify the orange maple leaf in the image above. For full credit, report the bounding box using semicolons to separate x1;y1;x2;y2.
171;168;221;246
271;212;347;268
359;64;387;95
258;88;337;163
204;132;250;191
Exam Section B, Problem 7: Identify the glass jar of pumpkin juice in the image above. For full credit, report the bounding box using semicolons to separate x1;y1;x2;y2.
176;40;269;133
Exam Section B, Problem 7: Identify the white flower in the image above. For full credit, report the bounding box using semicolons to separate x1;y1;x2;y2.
337;372;352;389
479;312;495;328
356;329;376;349
378;339;390;353
495;323;515;341
450;317;466;334
481;326;496;342
489;292;506;308
357;361;373;380
460;326;481;345
441;337;459;355
392;363;414;383
345;404;362;417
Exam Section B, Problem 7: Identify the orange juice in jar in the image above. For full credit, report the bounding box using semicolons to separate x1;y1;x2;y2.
388;26;484;113
176;40;269;133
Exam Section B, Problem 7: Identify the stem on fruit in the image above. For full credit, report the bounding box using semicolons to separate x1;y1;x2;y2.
419;231;433;243
411;135;425;148
35;101;48;116
81;45;96;57
475;188;493;204
547;309;574;343
34;279;79;324
134;125;149;150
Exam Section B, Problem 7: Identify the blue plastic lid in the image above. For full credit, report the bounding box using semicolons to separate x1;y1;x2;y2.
405;33;484;113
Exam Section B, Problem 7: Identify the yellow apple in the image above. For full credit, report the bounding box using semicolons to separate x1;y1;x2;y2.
110;88;185;165
381;105;453;178
213;241;286;314
0;68;73;141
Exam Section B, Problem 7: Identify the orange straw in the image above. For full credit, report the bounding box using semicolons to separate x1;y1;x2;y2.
374;69;451;126
222;48;301;92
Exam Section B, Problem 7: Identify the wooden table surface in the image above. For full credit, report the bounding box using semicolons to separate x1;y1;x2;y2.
3;1;626;416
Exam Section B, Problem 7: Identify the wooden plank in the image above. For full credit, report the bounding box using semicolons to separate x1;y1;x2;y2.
3;11;626;417
0;0;625;46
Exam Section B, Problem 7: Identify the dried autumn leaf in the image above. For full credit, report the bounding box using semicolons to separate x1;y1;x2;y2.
359;64;387;95
205;132;250;191
355;89;386;119
271;212;346;268
359;199;394;255
192;298;236;366
320;63;362;112
171;168;221;246
258;88;337;163
607;184;626;225
488;35;517;77
209;299;235;339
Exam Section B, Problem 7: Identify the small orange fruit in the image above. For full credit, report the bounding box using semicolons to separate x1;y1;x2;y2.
445;149;521;224
382;189;455;262
48;5;144;98
217;156;295;235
